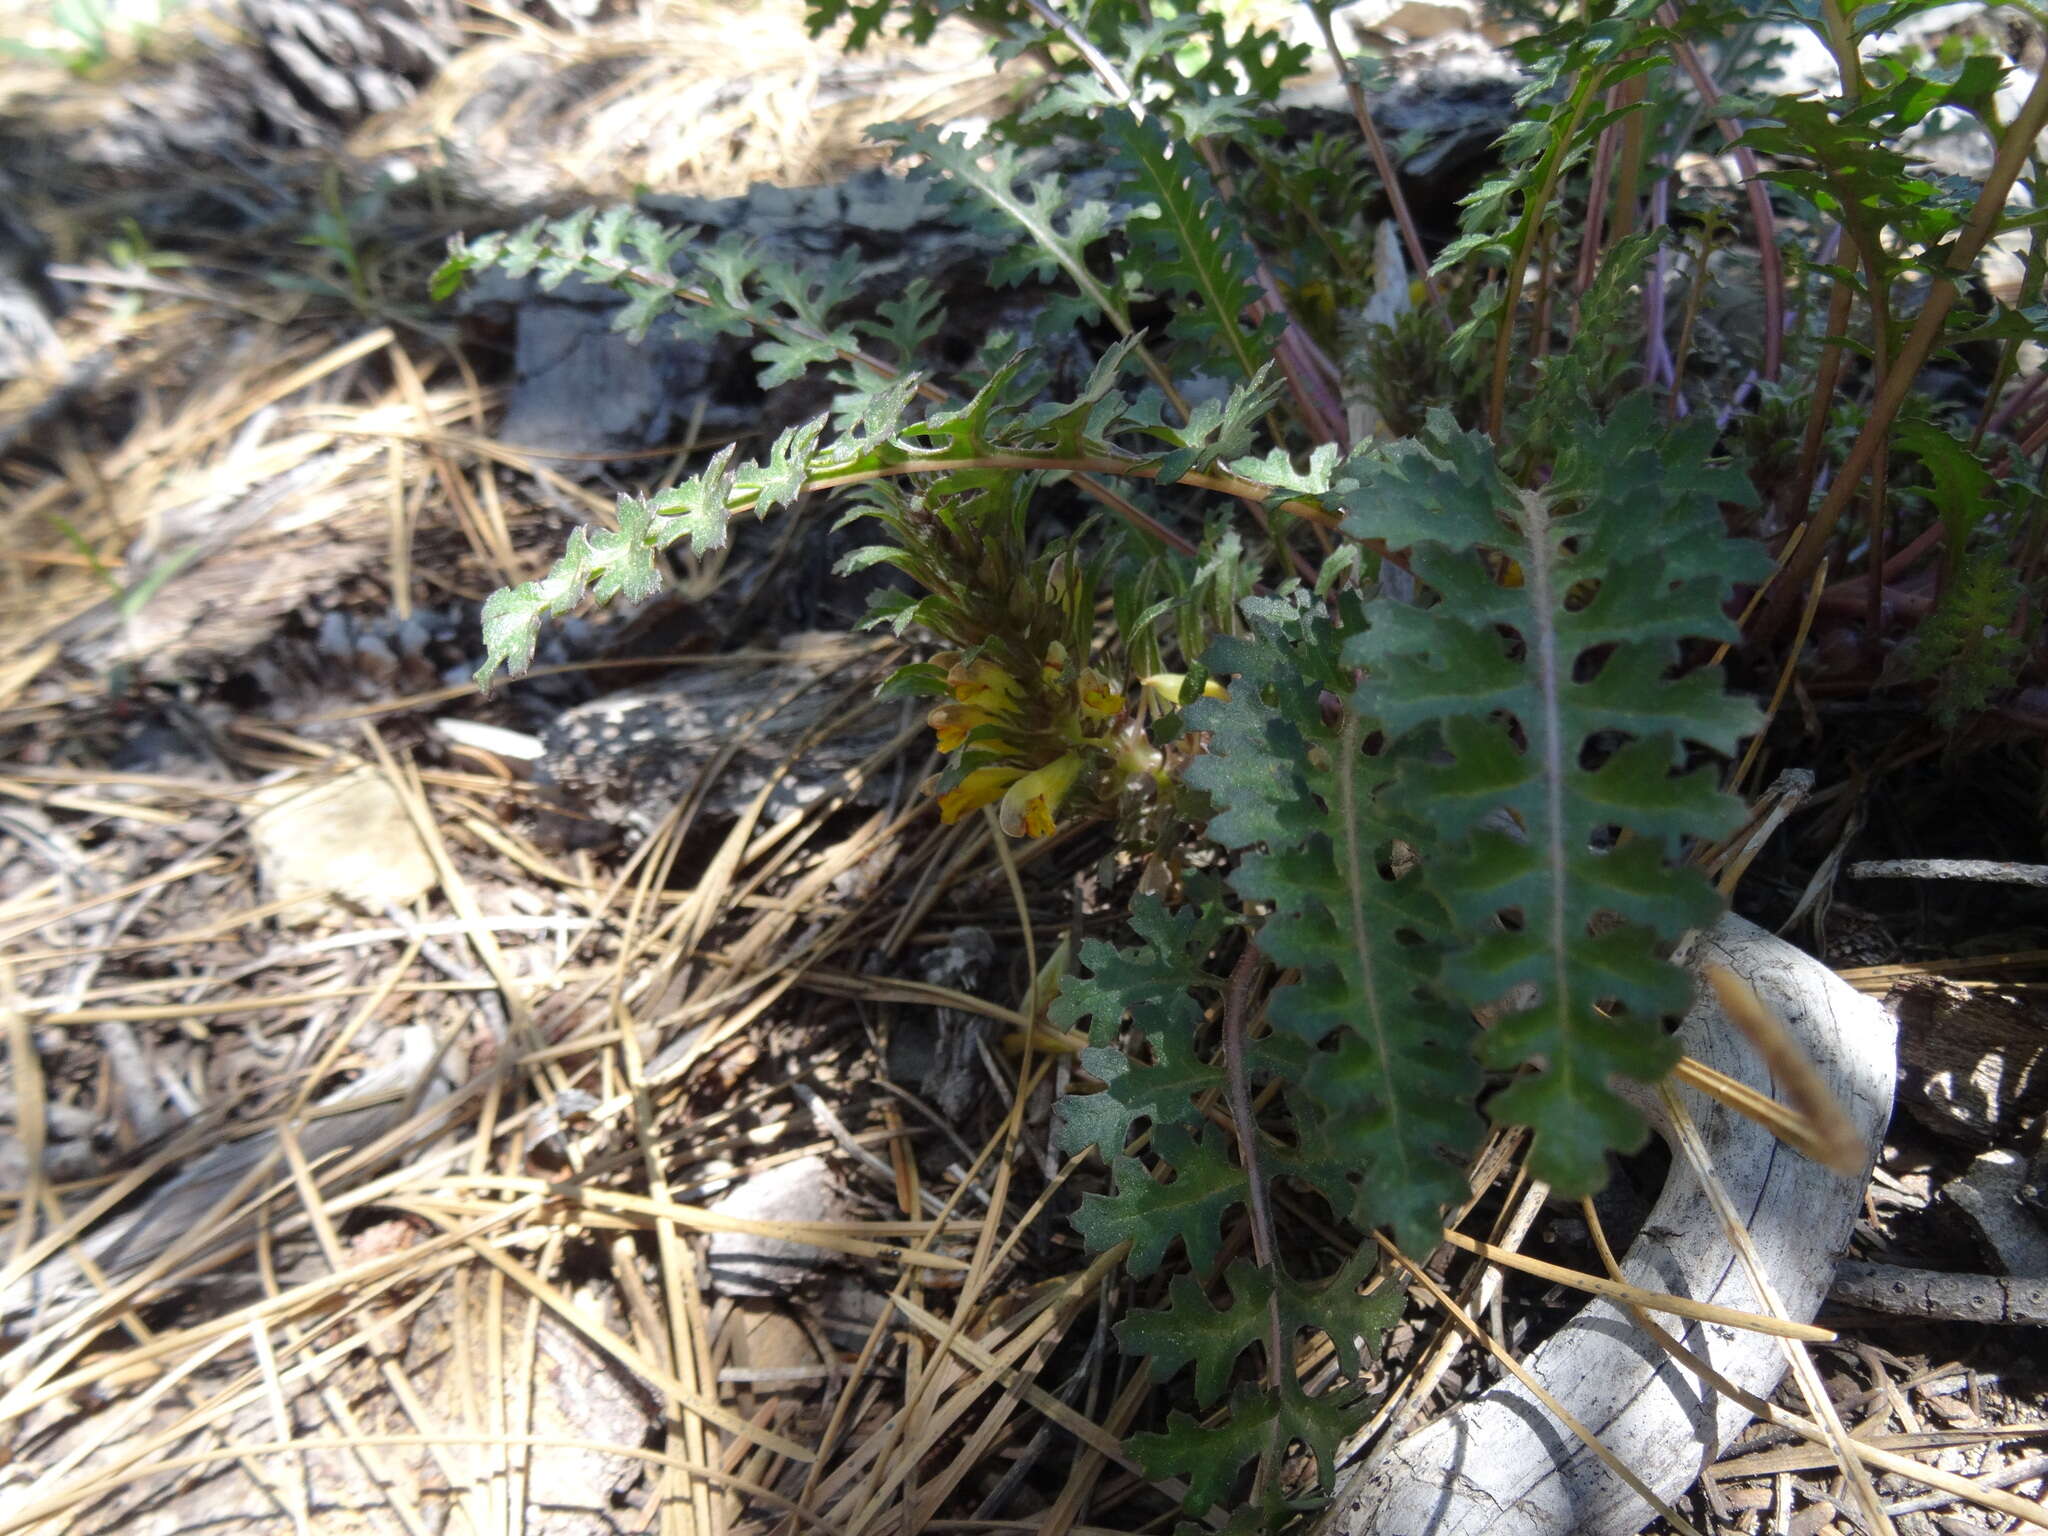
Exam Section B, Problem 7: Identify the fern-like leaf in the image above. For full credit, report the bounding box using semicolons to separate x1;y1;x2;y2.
1051;892;1231;1159
884;126;1132;331
1337;404;1769;1192
1111;113;1268;380
1130;1378;1368;1517
1185;590;1482;1256
1073;1123;1245;1278
1116;1249;1397;1410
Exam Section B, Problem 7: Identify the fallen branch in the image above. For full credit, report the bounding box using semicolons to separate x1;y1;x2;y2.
1320;915;1897;1536
1831;1261;2048;1327
1851;859;2048;888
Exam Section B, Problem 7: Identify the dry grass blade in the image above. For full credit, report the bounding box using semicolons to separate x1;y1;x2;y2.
1699;962;1865;1174
1579;1200;2048;1531
886;1290;1134;1470
4;36;1069;1530
1729;556;1829;800
1668;1052;1842;1162
450;1175;974;1266
1435;1228;1835;1340
4;971;45;1273
0;1435;857;1536
1348;1167;1544;1464
798;970;1034;1029
458;1231;812;1461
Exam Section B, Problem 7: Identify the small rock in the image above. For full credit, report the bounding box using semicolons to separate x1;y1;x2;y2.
703;1153;853;1298
248;768;437;918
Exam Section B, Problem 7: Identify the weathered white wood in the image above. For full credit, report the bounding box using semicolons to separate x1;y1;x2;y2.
1321;914;1897;1536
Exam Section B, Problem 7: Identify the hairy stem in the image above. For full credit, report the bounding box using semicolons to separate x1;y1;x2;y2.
1487;69;1600;437
1658;4;1784;382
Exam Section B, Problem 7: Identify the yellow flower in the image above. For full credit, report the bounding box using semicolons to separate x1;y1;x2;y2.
947;657;1020;711
937;765;1024;824
999;753;1081;839
927;701;1014;755
1041;640;1068;686
1076;667;1123;724
1141;673;1229;706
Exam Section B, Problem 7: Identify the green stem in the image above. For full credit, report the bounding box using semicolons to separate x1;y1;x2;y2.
1765;58;2048;638
797;454;1341;524
1487;69;1602;439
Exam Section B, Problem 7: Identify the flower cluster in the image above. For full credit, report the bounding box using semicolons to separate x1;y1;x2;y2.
925;641;1164;838
849;475;1191;840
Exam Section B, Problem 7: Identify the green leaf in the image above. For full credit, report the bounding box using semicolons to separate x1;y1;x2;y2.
1052;894;1231;1158
1226;442;1340;499
856;588;930;636
874;662;949;700
1110;112;1265;379
1130;1379;1369;1517
1186;591;1482;1257
858;276;947;365
886;125;1133;333
1905;548;2025;730
1117;1248;1397;1409
1336;406;1766;1193
1073;1124;1244;1279
645;442;740;553
1896;418;1994;553
430;241;475;301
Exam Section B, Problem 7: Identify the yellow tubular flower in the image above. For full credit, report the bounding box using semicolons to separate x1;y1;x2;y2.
1076;667;1124;724
1140;673;1230;707
938;765;1024;824
927;701;1013;755
998;753;1081;839
947;658;1021;711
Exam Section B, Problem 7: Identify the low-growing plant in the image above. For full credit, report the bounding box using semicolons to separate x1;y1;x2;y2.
440;0;2048;1524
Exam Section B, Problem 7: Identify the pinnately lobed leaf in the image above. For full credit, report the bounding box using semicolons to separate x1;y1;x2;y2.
1116;1248;1397;1411
1336;403;1771;1193
1050;891;1231;1162
1132;1379;1365;1518
1185;590;1483;1258
1110;112;1269;380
